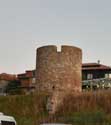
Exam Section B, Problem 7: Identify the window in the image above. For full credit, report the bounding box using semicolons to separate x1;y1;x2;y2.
105;74;109;78
87;74;93;80
32;78;36;84
0;88;3;93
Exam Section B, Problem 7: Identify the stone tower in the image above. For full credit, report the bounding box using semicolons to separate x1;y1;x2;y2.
36;45;82;113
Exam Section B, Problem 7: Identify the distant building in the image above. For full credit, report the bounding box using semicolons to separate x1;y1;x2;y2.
0;73;17;95
82;63;111;80
17;70;36;94
0;73;16;81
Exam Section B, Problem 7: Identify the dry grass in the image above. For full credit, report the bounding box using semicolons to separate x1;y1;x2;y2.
57;90;111;114
53;90;111;124
0;90;111;125
0;92;48;125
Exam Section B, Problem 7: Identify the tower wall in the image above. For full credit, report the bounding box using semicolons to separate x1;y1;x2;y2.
36;45;82;94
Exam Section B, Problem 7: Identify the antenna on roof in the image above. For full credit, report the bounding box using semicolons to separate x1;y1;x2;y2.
97;60;100;64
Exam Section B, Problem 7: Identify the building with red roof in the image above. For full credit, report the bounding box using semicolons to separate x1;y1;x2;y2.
0;73;17;95
17;70;36;94
82;62;111;80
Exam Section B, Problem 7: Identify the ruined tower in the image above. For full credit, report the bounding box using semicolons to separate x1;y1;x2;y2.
36;45;82;113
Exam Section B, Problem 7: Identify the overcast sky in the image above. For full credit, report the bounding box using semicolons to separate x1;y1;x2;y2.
0;0;111;74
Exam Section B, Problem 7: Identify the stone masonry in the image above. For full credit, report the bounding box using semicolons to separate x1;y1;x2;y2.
36;45;82;113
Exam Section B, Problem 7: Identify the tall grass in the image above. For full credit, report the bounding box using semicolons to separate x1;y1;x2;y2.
53;90;111;125
57;90;111;114
0;92;48;125
0;90;111;125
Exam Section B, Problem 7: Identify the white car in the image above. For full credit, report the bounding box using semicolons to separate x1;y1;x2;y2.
0;112;16;125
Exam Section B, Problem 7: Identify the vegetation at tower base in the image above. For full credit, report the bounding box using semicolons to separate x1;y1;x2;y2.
0;91;111;125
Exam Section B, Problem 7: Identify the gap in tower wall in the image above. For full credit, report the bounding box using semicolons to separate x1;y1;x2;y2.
57;45;62;52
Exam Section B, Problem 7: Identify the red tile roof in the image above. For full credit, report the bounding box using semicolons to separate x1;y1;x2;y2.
0;73;17;81
82;63;111;70
17;70;35;79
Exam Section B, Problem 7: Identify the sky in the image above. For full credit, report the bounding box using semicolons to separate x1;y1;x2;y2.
0;0;111;74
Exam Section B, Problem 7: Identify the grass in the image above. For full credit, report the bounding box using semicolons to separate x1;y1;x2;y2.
0;92;49;125
0;90;111;125
53;111;108;125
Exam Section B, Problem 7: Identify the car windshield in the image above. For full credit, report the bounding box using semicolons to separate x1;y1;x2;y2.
1;121;15;125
